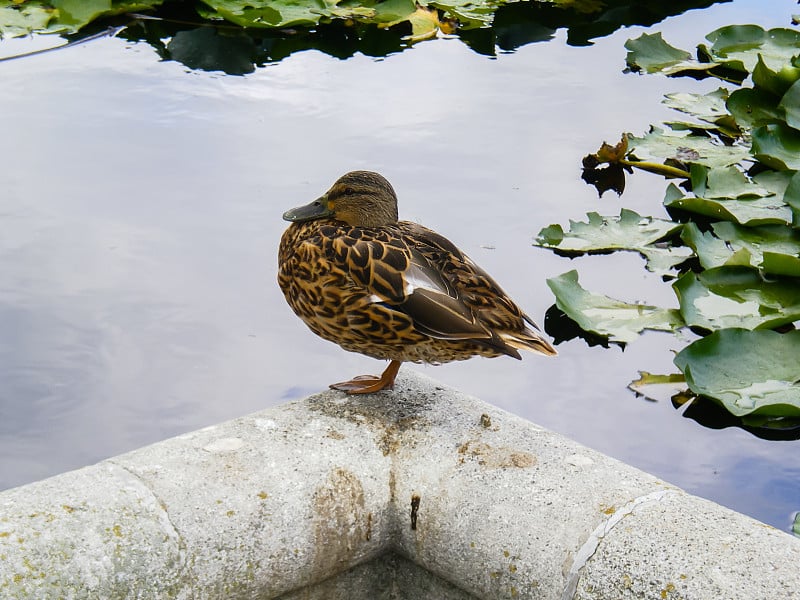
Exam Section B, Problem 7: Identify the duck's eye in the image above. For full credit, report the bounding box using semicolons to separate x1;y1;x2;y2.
343;187;356;195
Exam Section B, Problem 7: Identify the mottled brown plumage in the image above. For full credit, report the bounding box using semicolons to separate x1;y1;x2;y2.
278;171;556;394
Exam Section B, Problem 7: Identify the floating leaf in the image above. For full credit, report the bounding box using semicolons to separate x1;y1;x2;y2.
664;184;792;226
628;371;687;403
628;127;750;168
0;0;162;37
778;78;800;131
681;221;800;271
691;165;770;199
624;31;695;74
673;266;800;331
546;270;684;343
704;25;800;73
674;329;800;418
662;88;738;135
752;123;800;170
533;209;690;274
726;87;784;129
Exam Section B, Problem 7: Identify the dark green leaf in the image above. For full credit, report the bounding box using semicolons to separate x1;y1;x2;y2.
673;266;800;331
727;87;784;129
752;123;800;170
706;25;800;72
624;32;697;74
546;270;684;343
674;329;800;417
533;209;691;275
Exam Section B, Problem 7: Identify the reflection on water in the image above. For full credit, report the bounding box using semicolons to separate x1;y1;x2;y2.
0;0;798;535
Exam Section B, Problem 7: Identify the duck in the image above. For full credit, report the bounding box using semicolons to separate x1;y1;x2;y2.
278;171;557;394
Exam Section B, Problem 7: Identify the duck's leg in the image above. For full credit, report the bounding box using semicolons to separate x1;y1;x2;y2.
329;360;402;394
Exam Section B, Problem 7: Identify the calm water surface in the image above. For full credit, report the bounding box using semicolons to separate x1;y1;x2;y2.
1;0;798;533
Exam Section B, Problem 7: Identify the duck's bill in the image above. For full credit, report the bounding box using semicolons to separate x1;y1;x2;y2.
282;195;333;222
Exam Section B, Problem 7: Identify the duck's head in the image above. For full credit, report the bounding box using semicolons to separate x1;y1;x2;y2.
283;171;399;227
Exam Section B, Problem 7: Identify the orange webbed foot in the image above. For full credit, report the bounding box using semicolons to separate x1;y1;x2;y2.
329;360;401;395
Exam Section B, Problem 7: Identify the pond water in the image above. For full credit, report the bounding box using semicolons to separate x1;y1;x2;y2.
1;0;798;534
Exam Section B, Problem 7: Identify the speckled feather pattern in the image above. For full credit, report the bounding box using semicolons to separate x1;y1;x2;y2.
278;217;551;364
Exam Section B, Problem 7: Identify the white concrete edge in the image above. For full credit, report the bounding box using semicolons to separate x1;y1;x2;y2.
1;369;798;600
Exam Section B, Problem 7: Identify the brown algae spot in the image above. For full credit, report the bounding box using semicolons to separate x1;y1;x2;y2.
661;583;676;598
326;429;345;440
226;510;235;517
410;494;421;530
509;564;517;573
503;549;510;558
13;574;22;584
62;505;75;513
112;525;122;538
0;531;9;538
601;505;616;515
257;491;268;500
480;413;492;428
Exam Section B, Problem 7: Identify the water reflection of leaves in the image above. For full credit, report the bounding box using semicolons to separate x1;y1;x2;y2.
1;0;726;73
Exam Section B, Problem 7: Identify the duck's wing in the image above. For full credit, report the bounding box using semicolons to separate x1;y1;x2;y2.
330;227;520;357
401;222;558;357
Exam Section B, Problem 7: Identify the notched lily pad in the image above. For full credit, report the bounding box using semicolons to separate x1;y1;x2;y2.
534;208;690;274
673;266;800;332
546;270;684;343
664;183;793;226
674;329;800;418
628;127;750;169
681;221;800;272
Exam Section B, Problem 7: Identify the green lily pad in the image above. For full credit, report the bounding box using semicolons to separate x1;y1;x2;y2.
726;87;784;129
664;184;792;226
0;4;58;38
533;208;690;274
663;88;727;121
681;221;800;272
627;371;687;403
691;165;770;199
0;0;162;37
624;32;694;74
704;25;800;73
779;79;800;131
546;270;684;343
674;328;800;417
629;127;750;169
763;252;800;278
673;266;800;331
752;123;800;171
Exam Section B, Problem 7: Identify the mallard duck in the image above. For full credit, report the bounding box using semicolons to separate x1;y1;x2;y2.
278;171;557;394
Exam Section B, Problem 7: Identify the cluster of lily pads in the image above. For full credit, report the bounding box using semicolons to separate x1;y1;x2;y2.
1;0;517;41
535;24;800;431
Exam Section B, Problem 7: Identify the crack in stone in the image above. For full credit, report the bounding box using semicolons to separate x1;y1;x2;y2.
561;489;677;600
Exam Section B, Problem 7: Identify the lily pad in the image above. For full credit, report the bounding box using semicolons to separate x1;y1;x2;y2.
681;221;800;272
628;371;687;403
533;208;690;274
674;328;800;417
546;270;684;343
673;266;800;331
664;183;792;226
726;87;784;129
662;88;738;135
704;25;800;73
628;127;750;169
752;123;800;171
778;78;800;132
690;165;770;199
0;0;162;37
624;32;697;74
